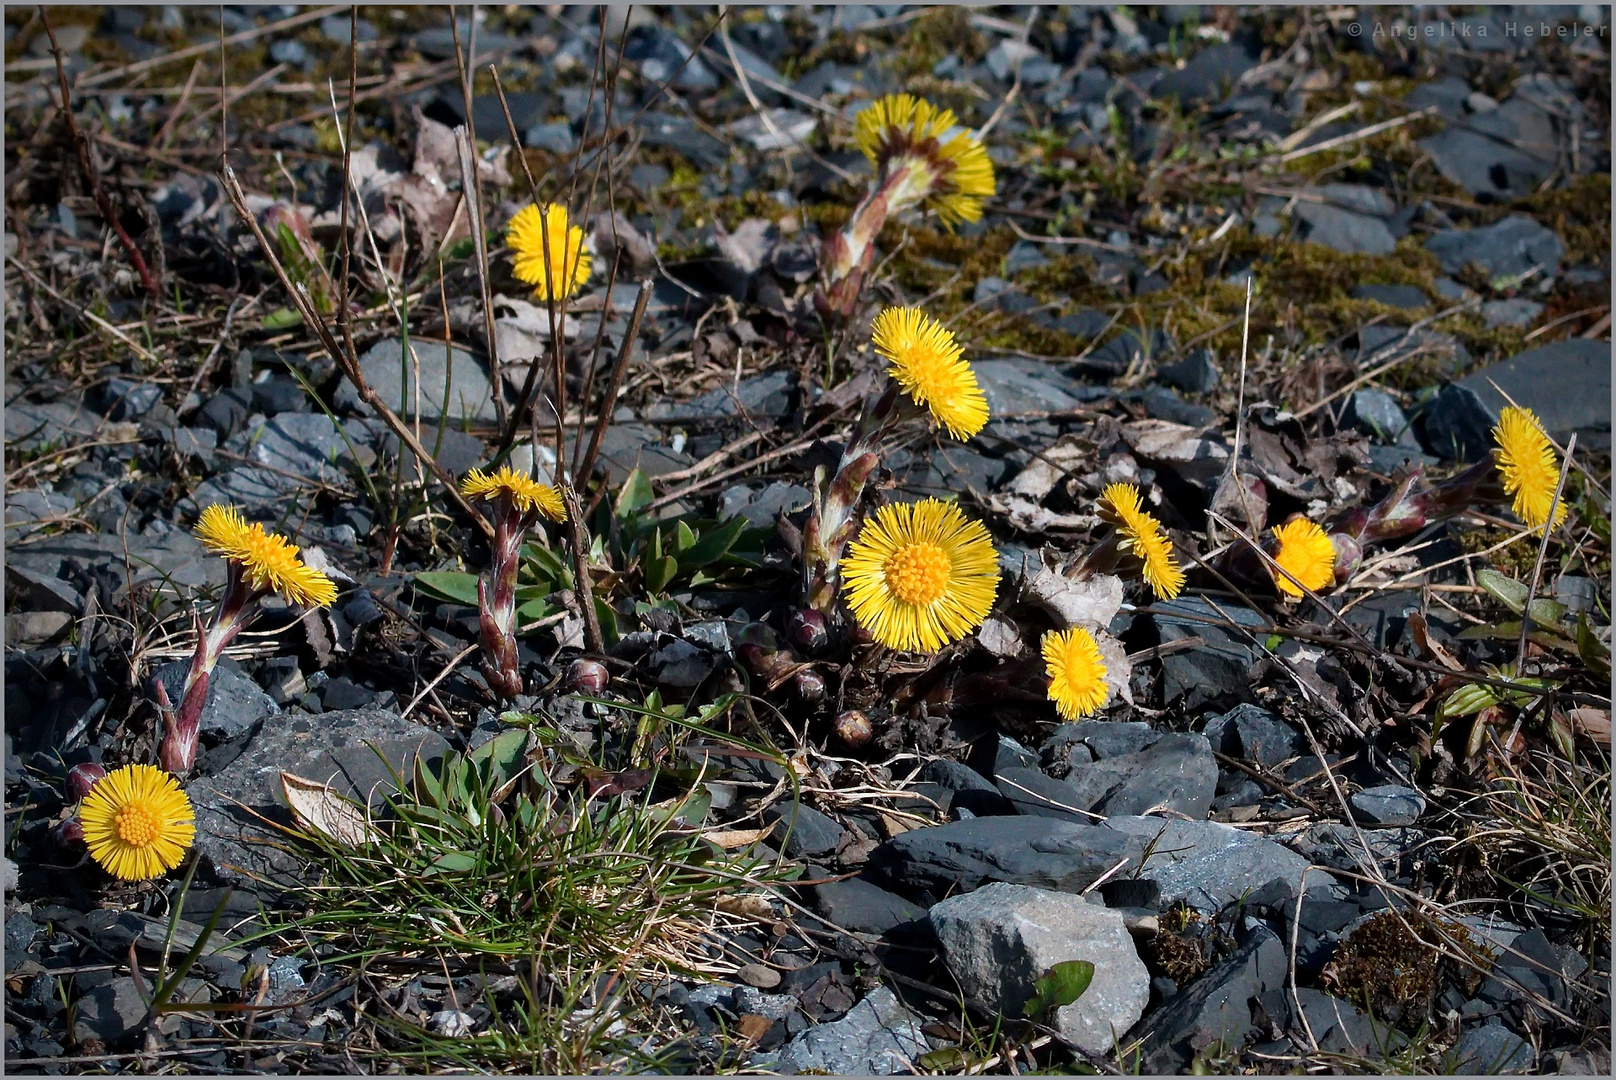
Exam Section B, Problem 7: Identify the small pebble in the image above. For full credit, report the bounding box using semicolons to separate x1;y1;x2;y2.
735;963;781;990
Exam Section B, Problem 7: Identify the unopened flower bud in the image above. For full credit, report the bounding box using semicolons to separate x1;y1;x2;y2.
66;762;108;802
833;709;873;749
787;609;829;654
565;658;609;695
54;817;85;850
1328;533;1363;584
792;669;826;702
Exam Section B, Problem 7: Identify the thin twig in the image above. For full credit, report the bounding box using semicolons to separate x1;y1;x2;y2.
41;9;159;301
219;165;493;539
576;280;655;488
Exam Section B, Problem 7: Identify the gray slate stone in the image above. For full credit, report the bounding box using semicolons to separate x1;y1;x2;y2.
929;882;1150;1054
1424;214;1565;282
73;977;148;1046
187;709;449;890
153;657;278;742
1101;816;1345;913
764;802;846;860
1201;704;1304;768
335;338;501;422
718;481;811;528
806;876;927;935
1150;599;1265;710
1453;1022;1534;1073
5;530;227;594
1340;389;1417;447
1293;201;1396;255
1128;929;1285;1073
1482;298;1545;328
1018;733;1216;820
1350;784;1426;826
774;985;928;1075
871;816;1145;896
1418;129;1555;199
641;371;794;421
1455;338;1610;447
1350;283;1428;309
221;412;378;488
1156;349;1220;394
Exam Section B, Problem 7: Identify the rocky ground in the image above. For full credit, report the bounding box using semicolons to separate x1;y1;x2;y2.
4;5;1612;1076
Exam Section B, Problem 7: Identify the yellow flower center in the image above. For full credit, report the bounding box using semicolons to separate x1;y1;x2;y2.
115;805;158;847
884;541;952;606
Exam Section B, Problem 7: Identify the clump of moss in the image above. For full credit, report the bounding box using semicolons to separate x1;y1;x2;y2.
1513;174;1611;268
1321;911;1494;1029
895;8;988;80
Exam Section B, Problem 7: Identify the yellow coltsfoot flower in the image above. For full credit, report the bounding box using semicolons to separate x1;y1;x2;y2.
79;764;195;882
1043;627;1109;721
507;203;592;301
1492;405;1567;529
872;307;989;440
195;505;337;607
1270;517;1337;598
1099;483;1185;600
843;498;999;653
461;465;567;521
854;94;996;227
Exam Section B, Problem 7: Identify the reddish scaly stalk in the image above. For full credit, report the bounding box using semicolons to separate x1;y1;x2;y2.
477;493;538;699
1325;461;1498;581
815;167;906;321
157;564;270;775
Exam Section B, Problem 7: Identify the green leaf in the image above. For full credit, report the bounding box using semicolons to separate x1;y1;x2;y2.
516;597;556;624
415;570;481;606
467;727;529;800
673;520;698;554
261;307;302;329
521;542;571;586
413;752;446;810
1477;568;1529;615
427;851;479;874
594;596;620;646
614;468;654;519
918;1048;973;1072
679;515;747;570
1577;615;1611;682
1022;960;1095;1018
645;554;679;594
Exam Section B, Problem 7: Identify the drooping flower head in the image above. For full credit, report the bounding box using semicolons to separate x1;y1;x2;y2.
507;203;592;301
1098;483;1185;600
854;94;996;227
78;765;195;882
1492;405;1567;530
843;498;1000;653
1043;627;1109;721
460;466;567;521
1269;517;1337;598
195;505;338;607
872;307;989;440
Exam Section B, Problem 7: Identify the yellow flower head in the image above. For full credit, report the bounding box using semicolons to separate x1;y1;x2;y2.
843;498;1000;653
1270;517;1337;598
1492;405;1567;529
195;505;338;608
1043;627;1109;721
460;466;567;521
1098;483;1185;600
79;764;195;882
507;203;592;301
872;307;989;440
854;94;996;227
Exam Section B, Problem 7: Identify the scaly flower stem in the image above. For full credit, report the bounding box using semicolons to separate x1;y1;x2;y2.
815;166;908;321
479;496;530;699
159;566;260;776
1326;461;1497;579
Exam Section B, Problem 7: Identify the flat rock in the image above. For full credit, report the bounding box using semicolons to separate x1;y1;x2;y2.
974;358;1103;417
335;338;502;422
1149;598;1265;710
1127;929;1285;1073
1201;704;1304;768
764;802;846;860
1019;733;1216;820
5;530;227;594
1340;388;1418;447
72;977;148;1047
187;709;449;891
5;396;105;451
1418;129;1555;199
641;371;795;421
717;481;810;527
152;657;278;743
870;816;1145;897
1350;283;1428;309
1293;200;1395;255
805;876;927;936
592;422;695;484
217;413;379;492
1453;1021;1534;1073
1350;784;1426;826
1482;298;1545;328
1156;349;1220;394
1153;43;1255;104
1455;338;1610;447
1424;214;1565;282
1100;817;1345;913
774;985;928;1075
930;882;1150;1054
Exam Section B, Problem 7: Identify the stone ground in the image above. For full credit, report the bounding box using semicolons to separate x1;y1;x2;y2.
4;4;1612;1075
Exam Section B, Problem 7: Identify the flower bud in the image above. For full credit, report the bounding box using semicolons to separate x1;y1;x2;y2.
565;658;610;695
792;669;826;702
1328;533;1363;584
66;762;108;802
54;817;85;851
833;709;873;749
786;609;829;654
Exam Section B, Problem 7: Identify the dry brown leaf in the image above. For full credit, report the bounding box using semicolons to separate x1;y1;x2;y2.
715;893;774;919
702;825;776;850
1569;707;1612;747
279;772;379;848
1021;565;1124;631
735;1013;774;1045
